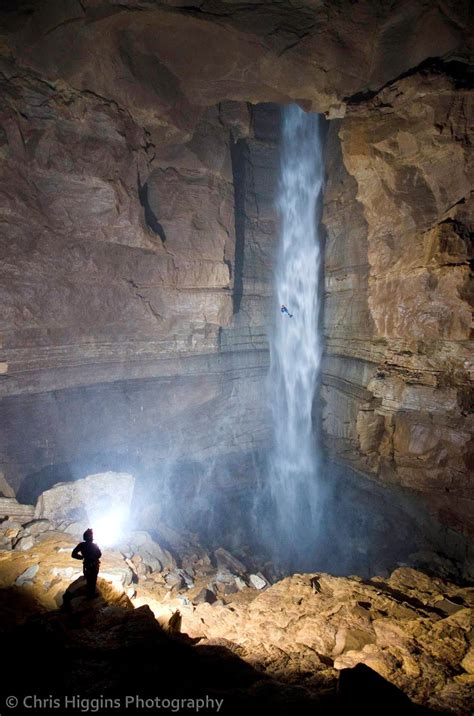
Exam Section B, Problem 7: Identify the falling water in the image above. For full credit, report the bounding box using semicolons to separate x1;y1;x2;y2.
263;104;324;568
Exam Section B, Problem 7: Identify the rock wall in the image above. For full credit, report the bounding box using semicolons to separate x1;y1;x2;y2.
0;1;472;549
0;80;277;492
322;64;473;540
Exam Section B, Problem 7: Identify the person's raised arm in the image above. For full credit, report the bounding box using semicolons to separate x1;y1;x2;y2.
71;543;83;560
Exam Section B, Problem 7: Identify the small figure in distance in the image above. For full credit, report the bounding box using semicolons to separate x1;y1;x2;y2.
71;528;102;599
281;304;293;318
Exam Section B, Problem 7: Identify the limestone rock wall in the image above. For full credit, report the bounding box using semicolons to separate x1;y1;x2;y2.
0;70;277;491
322;66;473;538
0;8;282;490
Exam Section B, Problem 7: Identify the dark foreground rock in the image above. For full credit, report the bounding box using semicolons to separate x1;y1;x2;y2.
0;577;447;716
0;530;472;714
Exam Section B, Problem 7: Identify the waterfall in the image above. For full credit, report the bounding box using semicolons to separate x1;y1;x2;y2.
264;104;324;568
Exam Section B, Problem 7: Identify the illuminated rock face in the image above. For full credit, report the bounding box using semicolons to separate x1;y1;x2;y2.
0;528;472;715
34;471;135;524
0;2;472;548
322;69;473;539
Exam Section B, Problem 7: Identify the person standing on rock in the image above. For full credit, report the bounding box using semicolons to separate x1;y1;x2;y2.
71;528;102;598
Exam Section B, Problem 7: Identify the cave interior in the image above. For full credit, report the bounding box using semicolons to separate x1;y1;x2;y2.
0;1;473;713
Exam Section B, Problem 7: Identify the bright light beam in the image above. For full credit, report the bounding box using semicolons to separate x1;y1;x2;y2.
89;508;128;547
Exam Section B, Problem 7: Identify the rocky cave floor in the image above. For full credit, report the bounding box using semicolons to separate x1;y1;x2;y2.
0;517;473;715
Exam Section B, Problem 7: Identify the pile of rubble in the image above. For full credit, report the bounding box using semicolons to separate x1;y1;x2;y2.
0;517;272;605
0;471;275;610
1;472;473;714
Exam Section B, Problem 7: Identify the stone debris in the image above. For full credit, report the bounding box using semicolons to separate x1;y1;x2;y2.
0;521;472;714
13;535;35;551
0;519;23;541
249;573;267;590
223;582;238;596
215;569;237;584
177;569;195;589
15;564;39;586
130;555;151;579
234;577;247;591
193;588;217;605
21;519;52;536
62;521;85;537
51;566;82;580
121;530;176;573
165;571;185;590
214;547;247;576
176;595;191;607
0;536;12;550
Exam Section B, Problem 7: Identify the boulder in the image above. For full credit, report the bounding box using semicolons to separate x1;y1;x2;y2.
34;472;135;525
177;569;195;589
0;536;12;550
153;524;211;567
16;565;39;586
165;571;185;590
215;569;237;584
62;522;86;537
249;573;267;590
50;566;82;580
130;555;151;579
214;547;247;576
100;566;134;591
0;520;23;541
234;577;247;591
193;588;217;605
223;582;239;596
21;519;52;537
333;626;376;657
13;535;35;551
123;531;175;573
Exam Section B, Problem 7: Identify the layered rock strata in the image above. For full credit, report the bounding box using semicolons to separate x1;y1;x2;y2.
0;63;277;490
322;65;473;542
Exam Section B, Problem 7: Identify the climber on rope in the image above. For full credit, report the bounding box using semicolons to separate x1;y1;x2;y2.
72;528;102;598
281;304;293;318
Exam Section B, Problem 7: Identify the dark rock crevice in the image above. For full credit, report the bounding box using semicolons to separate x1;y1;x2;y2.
345;57;474;106
137;174;167;243
230;137;246;315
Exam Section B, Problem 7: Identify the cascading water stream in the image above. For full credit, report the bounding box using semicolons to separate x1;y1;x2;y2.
263;104;324;568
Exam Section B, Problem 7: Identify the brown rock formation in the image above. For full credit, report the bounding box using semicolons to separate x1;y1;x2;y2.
0;531;472;714
182;569;474;714
322;64;473;541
